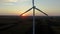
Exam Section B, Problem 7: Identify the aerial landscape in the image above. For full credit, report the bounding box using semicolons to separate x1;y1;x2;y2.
0;16;60;34
0;0;60;34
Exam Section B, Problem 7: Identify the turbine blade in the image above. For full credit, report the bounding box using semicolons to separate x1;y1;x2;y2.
36;8;48;16
20;7;32;16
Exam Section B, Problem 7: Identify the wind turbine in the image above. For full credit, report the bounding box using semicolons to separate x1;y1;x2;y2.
20;0;48;34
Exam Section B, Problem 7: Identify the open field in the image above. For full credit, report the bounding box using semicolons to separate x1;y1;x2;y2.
0;16;60;34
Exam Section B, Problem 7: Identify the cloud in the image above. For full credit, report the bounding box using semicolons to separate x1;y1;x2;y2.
20;0;27;1
0;0;18;5
3;3;15;5
0;0;18;2
0;0;30;5
8;0;18;2
0;0;29;3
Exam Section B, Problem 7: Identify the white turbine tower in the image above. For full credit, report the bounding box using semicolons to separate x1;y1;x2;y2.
20;0;48;34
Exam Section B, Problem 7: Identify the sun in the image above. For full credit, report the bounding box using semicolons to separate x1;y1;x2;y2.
20;14;28;19
22;14;26;16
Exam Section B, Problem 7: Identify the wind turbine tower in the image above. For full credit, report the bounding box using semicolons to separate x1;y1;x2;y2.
20;0;48;34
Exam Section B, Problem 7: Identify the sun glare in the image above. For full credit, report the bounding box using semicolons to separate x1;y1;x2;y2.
22;14;26;16
20;14;28;19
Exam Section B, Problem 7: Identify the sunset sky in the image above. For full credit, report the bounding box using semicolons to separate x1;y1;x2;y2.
0;0;60;16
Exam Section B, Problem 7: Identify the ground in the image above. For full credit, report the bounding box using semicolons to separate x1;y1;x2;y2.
0;16;60;34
